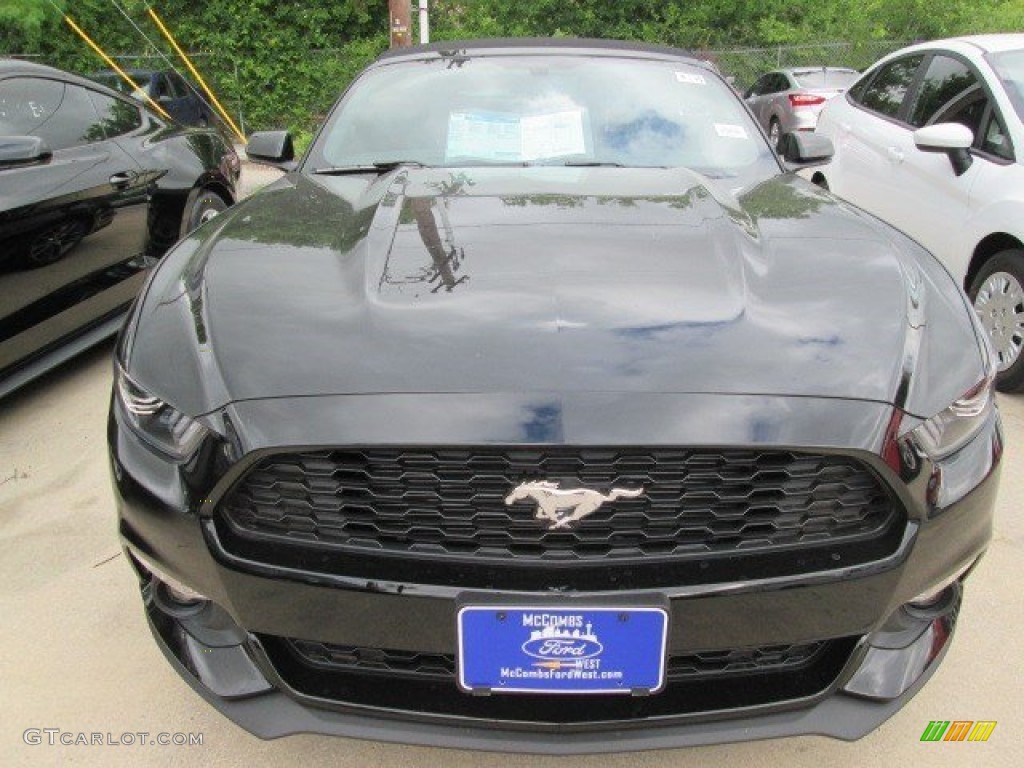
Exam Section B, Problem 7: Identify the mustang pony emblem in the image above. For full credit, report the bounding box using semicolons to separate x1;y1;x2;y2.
504;481;644;530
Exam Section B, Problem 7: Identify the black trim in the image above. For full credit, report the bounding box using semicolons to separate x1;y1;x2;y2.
0;256;146;344
205;513;912;594
374;38;715;67
0;310;122;397
257;632;859;727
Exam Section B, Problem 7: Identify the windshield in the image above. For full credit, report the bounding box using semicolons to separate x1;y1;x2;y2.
791;69;859;89
308;54;778;184
989;49;1024;123
93;72;152;95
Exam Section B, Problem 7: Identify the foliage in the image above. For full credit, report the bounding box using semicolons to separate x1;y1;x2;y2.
0;0;64;50
2;1;386;137
428;0;1022;48
2;1;1022;138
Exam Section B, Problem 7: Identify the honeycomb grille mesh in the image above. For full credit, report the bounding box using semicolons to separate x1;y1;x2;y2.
218;447;895;561
283;637;829;682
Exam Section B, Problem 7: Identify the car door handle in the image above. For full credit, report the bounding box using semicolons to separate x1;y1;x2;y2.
886;147;905;163
109;171;139;188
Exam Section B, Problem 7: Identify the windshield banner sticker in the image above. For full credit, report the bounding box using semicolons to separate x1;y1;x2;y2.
447;109;586;162
446;112;523;163
521;109;586;160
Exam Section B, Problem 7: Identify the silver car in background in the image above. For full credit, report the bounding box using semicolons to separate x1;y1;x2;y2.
744;67;859;146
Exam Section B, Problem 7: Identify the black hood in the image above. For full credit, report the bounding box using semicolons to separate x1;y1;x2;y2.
125;167;984;419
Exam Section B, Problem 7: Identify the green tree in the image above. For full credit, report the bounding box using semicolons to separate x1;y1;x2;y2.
0;0;65;50
3;1;1023;136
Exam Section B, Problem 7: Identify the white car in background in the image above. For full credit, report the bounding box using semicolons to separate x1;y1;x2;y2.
813;35;1024;390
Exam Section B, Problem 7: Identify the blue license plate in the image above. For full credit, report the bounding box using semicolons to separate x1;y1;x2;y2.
457;606;668;694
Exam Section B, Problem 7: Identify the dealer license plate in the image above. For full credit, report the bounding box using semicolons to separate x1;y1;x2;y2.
457;606;668;694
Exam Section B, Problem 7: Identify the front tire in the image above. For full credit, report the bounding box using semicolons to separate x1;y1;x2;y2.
182;189;228;237
969;249;1024;392
768;118;782;152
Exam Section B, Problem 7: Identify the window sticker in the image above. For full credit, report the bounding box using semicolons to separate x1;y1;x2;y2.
675;72;707;85
447;112;523;162
521;109;586;161
446;109;586;162
714;123;749;140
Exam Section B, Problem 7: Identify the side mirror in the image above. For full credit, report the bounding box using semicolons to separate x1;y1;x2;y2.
246;130;297;172
914;123;974;176
777;131;834;169
0;136;52;169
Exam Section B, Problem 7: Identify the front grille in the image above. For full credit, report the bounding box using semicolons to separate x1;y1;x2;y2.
217;447;898;569
285;637;828;683
258;634;858;725
290;640;455;681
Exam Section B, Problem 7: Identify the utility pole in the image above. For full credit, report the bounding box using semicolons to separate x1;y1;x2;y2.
389;0;412;48
419;0;430;44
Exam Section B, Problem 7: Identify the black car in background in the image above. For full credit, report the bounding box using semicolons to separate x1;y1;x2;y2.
90;68;214;127
110;39;999;752
0;59;239;396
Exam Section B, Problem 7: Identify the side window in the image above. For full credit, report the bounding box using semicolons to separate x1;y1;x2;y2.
846;72;871;104
981;112;1014;161
0;78;107;150
167;73;187;98
930;88;1015;162
0;77;66;137
88;90;142;138
858;55;924;119
153;74;171;99
768;74;786;93
909;55;978;127
935;91;987;137
747;76;767;97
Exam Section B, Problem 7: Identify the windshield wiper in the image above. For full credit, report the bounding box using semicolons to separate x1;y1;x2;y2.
562;160;625;167
312;161;427;175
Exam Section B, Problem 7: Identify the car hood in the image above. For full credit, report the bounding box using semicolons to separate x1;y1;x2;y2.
126;167;983;418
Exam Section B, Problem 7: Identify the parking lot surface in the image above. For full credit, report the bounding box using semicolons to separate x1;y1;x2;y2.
1;165;1022;766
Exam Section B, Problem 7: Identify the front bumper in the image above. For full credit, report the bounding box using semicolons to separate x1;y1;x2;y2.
141;583;959;753
110;392;1000;752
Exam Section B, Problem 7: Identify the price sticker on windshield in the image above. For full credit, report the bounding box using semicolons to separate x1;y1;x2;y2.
675;72;707;85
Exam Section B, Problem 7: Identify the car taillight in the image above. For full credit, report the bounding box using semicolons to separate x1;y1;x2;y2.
788;93;826;107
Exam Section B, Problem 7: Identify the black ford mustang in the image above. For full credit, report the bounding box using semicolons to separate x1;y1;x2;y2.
109;40;1001;753
0;59;238;396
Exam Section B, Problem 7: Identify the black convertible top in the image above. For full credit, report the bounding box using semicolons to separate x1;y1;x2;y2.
0;58;134;102
375;37;716;70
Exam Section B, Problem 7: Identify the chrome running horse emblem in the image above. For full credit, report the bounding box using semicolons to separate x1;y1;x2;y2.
504;481;644;530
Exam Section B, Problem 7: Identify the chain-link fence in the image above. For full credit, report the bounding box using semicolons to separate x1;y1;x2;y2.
8;45;378;141
704;40;909;92
9;40;910;138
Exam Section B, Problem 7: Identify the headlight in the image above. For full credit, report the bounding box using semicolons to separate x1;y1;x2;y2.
911;372;996;460
115;365;207;459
